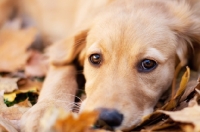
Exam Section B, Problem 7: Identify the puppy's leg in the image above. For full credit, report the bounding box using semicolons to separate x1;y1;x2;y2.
20;64;77;132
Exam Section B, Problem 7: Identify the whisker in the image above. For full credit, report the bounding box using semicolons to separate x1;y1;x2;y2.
76;88;85;92
74;96;83;103
66;102;79;107
72;107;81;113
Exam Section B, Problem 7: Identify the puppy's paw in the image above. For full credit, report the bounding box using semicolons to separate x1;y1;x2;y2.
20;102;47;132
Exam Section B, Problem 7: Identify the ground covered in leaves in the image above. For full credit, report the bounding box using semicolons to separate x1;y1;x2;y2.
0;1;200;132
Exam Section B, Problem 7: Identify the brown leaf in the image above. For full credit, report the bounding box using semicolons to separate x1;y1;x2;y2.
159;98;200;132
0;28;37;72
180;70;200;102
0;77;19;93
195;78;200;91
16;99;32;107
18;79;41;92
0;95;30;120
141;119;179;132
133;67;192;130
25;50;48;77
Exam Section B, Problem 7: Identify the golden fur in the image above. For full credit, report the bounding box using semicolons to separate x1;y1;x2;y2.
20;0;200;131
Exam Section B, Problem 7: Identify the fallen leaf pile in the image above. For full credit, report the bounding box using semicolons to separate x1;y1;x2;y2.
3;78;40;107
131;67;200;131
0;3;48;131
159;97;200;132
0;1;200;132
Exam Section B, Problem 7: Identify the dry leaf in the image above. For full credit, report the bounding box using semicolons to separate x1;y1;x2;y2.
0;95;29;120
180;70;200;102
0;116;18;132
25;50;48;77
19;79;42;91
4;80;40;102
162;66;190;111
159;98;200;132
0;28;37;72
40;107;100;132
0;77;19;93
16;98;32;107
195;78;200;91
133;67;192;130
141;119;179;132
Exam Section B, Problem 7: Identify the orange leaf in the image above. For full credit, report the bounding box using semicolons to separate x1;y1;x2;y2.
40;107;100;132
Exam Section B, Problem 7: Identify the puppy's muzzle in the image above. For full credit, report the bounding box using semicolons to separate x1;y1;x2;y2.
95;108;124;130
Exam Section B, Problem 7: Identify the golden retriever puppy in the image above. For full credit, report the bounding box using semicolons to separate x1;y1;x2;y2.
20;0;200;131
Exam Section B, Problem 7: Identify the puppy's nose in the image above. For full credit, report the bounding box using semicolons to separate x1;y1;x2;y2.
97;108;123;127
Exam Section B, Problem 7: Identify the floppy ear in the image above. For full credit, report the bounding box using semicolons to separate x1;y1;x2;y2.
169;0;200;71
47;29;89;66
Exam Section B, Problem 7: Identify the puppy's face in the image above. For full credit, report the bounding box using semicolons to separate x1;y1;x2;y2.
80;9;178;129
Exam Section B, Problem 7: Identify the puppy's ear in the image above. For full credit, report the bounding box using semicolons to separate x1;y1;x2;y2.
169;0;200;70
47;29;89;66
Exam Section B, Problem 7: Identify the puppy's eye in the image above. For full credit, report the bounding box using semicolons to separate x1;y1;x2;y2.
139;59;157;72
89;54;101;65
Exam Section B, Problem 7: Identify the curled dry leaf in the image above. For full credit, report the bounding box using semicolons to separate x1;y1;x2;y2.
180;70;200;102
133;67;192;131
16;98;32;107
0;28;37;72
162;66;190;111
40;107;100;132
159;97;200;132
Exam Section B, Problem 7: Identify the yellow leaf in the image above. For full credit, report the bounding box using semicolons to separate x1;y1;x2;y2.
162;67;190;111
135;67;193;130
174;66;190;100
4;87;38;102
3;79;41;102
3;93;16;102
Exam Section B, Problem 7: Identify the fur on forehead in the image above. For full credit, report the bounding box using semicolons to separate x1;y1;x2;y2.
51;0;200;70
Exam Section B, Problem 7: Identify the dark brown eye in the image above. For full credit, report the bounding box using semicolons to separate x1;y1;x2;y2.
138;59;157;72
89;54;101;65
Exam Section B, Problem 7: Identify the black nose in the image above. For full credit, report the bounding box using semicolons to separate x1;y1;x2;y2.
97;108;123;127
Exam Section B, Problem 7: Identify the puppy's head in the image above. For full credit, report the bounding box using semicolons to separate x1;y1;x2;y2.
50;0;200;130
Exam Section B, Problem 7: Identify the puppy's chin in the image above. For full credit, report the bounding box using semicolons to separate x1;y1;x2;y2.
80;99;154;130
